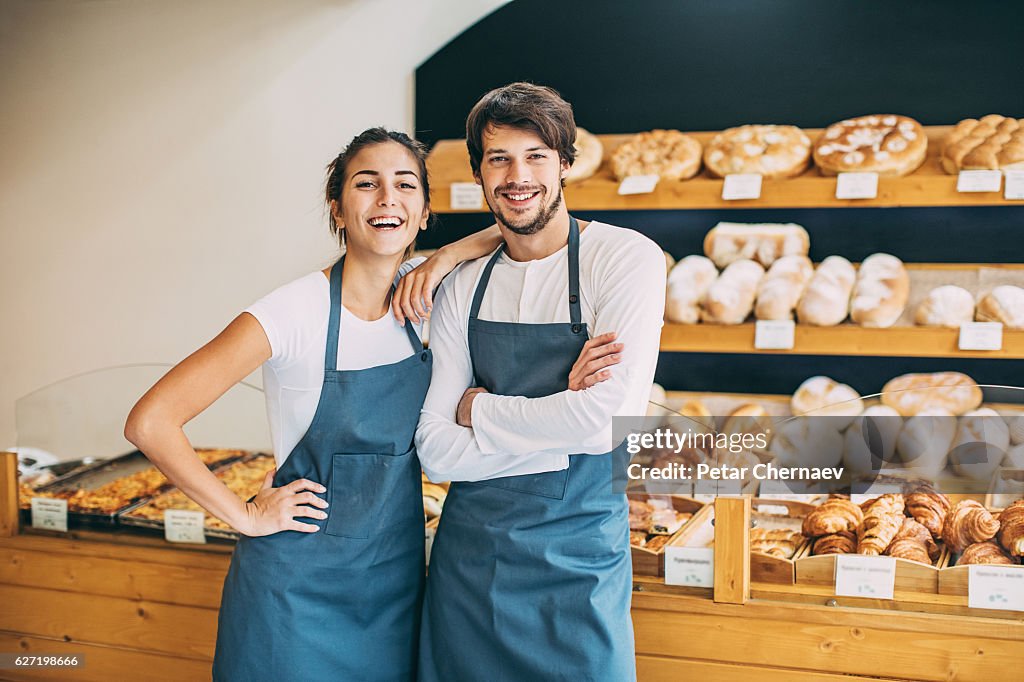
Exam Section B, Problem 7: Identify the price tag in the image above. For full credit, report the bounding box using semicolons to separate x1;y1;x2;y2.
835;172;878;200
425;525;437;566
449;183;484;210
722;173;763;200
754;319;796;350
164;510;206;544
957;170;1003;193
968;565;1024;611
835;554;896;599
958;322;1003;351
617;174;660;195
664;546;714;587
755;503;790;515
31;498;68;533
1005;170;1024;200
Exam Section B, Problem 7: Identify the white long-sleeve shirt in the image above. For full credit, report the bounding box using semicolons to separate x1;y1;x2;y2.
416;221;666;483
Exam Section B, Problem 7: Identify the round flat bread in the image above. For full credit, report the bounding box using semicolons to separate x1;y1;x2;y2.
611;129;702;181
813;114;927;176
941;115;1024;173
565;127;603;183
704;124;811;179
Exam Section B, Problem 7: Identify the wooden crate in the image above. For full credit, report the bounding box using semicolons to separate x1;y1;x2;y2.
749;499;816;585
630;495;706;577
796;544;949;594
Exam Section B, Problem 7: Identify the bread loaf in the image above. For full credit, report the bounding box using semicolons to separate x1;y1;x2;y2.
702;222;810;268
843;405;902;476
565;127;603;183
914;285;975;328
611;129;702;180
896;409;956;479
755;255;814;320
770;417;844;469
949;408;1010;481
704;125;812;179
814;115;927;176
976;285;1024;329
791;376;863;424
881;372;982;417
1006;414;1024;445
665;255;718;324
796;256;856;326
941;115;1024;173
701;259;764;324
849;254;910;328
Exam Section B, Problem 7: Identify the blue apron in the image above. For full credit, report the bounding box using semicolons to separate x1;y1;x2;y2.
214;257;432;681
419;217;636;681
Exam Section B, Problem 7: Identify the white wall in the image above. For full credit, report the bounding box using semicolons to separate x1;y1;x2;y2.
0;0;508;451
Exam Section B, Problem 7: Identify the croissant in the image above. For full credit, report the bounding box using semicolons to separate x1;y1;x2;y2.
904;489;951;539
801;498;864;537
862;493;905;517
958;540;1018;566
942;500;1000;554
812;531;856;556
885;517;939;564
996;499;1024;556
750;528;803;559
886;538;932;564
857;509;904;556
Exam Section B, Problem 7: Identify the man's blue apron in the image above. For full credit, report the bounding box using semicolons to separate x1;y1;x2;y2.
214;256;432;681
419;217;635;681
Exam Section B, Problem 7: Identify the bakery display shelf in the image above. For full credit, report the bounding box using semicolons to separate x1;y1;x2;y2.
428;126;1023;212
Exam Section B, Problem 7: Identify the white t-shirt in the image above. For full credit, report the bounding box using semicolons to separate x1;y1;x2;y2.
416;221;666;483
245;259;424;466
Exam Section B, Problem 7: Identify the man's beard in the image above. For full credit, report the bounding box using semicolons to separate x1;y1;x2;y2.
488;184;563;236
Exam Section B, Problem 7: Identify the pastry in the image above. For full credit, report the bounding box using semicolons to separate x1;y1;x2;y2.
796;256;856;326
857;494;905;556
949;408;1009;481
942;500;1000;554
644;535;672;551
904;488;951;539
565;127;603;183
849;254;910;328
976;285;1024;330
611;129;702;180
704;124;812;179
1007;414;1024;445
422;482;447;519
628;498;653;531
702;222;810;269
791;376;863;422
813;114;927;176
701;259;764;324
915;285;975;328
881;372;982;417
755;255;814;320
629;530;648;547
958;540;1018;566
801;497;864;537
750;528;803;559
941;115;1024;173
812;531;856;555
886;517;940;564
665;255;718;324
996;499;1024;556
721;403;770;440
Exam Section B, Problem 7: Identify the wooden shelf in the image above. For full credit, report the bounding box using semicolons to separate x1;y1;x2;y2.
428;126;1024;211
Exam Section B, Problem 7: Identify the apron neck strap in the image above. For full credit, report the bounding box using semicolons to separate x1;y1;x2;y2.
468;215;583;325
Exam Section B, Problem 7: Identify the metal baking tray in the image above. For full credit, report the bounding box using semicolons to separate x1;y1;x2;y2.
119;452;274;540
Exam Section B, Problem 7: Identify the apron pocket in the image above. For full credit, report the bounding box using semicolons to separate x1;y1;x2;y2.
473;468;569;500
325;448;414;538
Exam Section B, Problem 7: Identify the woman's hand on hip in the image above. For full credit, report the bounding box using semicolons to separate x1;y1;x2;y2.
239;469;329;536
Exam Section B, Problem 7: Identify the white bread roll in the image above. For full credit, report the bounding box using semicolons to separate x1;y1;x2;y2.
703;222;810;268
914;285;975;328
897;408;956;479
881;372;982;416
1006;414;1024;445
849;253;910;328
976;285;1024;329
665;255;718;324
770;417;844;469
843;406;903;476
796;256;856;326
1004;442;1024;468
755;255;814;320
950;408;1010;480
664;251;676;275
701;259;764;324
791;376;864;429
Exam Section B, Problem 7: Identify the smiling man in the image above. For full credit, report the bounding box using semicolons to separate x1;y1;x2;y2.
414;83;665;681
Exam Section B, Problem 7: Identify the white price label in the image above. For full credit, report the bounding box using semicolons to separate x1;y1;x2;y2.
835;554;895;599
835;172;879;200
1005;170;1024;200
164;510;206;544
957;170;1002;193
755;503;790;515
449;182;484;210
31;498;68;533
754;319;796;350
958;322;1003;351
664;546;714;587
968;565;1024;611
722;173;763;200
617;174;660;195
